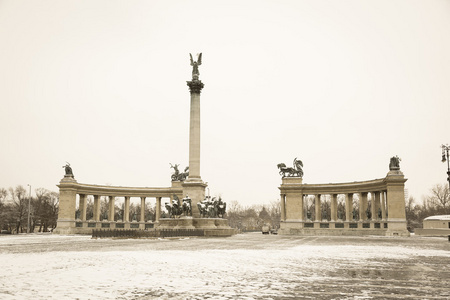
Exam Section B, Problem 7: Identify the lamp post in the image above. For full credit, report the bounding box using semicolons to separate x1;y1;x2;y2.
441;144;450;190
27;184;31;234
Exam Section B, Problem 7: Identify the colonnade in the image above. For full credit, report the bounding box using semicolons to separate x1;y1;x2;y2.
280;192;388;223
77;195;163;223
55;176;183;234
278;169;409;236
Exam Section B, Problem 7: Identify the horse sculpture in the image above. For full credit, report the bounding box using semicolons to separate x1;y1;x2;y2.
170;164;189;181
197;196;227;218
277;157;303;177
167;195;183;218
182;196;192;217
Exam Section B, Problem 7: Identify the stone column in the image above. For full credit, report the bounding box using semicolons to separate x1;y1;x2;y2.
345;193;352;221
372;192;379;220
381;191;386;221
184;77;206;217
124;196;130;222
331;194;338;222
359;193;367;221
186;78;204;182
79;194;87;221
315;194;321;222
93;195;100;221
108;196;115;221
280;194;286;221
155;197;161;222
140;197;146;222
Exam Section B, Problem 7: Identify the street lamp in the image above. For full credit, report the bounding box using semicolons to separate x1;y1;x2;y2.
441;144;450;190
27;184;31;234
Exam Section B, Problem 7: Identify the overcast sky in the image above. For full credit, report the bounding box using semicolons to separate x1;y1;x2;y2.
1;0;449;206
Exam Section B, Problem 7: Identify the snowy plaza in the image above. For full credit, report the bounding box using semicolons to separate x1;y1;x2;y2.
0;233;449;299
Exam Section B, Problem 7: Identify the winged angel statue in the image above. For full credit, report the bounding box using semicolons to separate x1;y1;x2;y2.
190;53;202;80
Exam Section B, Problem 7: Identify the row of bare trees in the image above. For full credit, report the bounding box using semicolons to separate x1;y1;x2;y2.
0;186;59;233
406;183;450;230
226;201;281;231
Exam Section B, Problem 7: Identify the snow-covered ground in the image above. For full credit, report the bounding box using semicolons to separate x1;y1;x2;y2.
0;233;449;299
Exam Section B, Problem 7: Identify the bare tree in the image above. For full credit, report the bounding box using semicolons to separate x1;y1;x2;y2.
425;183;450;214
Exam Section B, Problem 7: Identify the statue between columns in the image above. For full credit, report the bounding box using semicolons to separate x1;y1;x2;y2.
164;195;192;218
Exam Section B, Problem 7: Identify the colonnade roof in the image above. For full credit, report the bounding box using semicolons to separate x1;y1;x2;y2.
280;174;407;194
58;181;182;198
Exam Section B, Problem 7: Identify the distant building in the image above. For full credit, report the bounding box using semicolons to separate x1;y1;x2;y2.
423;215;450;229
415;215;450;236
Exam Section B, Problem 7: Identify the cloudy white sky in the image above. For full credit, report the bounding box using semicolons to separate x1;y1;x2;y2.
1;0;449;206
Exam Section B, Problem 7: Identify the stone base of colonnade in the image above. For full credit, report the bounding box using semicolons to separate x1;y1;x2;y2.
156;217;236;237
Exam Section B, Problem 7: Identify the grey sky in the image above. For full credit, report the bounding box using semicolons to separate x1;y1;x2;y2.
1;0;449;206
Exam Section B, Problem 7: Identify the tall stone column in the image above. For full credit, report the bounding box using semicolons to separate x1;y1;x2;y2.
108;196;115;221
155;197;161;222
140;197;146;222
345;193;352;221
124;196;130;222
372;192;379;220
360;192;368;221
315;194;321;221
331;194;337;221
93;195;100;221
79;194;87;221
184;64;207;218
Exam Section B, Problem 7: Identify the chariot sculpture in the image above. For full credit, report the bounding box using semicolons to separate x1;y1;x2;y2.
277;157;303;178
170;163;189;181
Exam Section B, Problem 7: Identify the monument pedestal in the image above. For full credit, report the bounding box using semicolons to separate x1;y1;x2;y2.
182;179;207;218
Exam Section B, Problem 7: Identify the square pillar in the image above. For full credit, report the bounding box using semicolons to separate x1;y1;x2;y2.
380;191;386;221
280;194;286;221
285;192;303;221
385;171;409;235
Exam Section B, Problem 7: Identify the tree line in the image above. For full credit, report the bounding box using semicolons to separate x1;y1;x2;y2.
0;186;58;233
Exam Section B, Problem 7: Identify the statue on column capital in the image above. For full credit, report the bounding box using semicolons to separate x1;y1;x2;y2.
190;53;202;80
389;156;401;170
62;162;74;177
187;53;204;93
